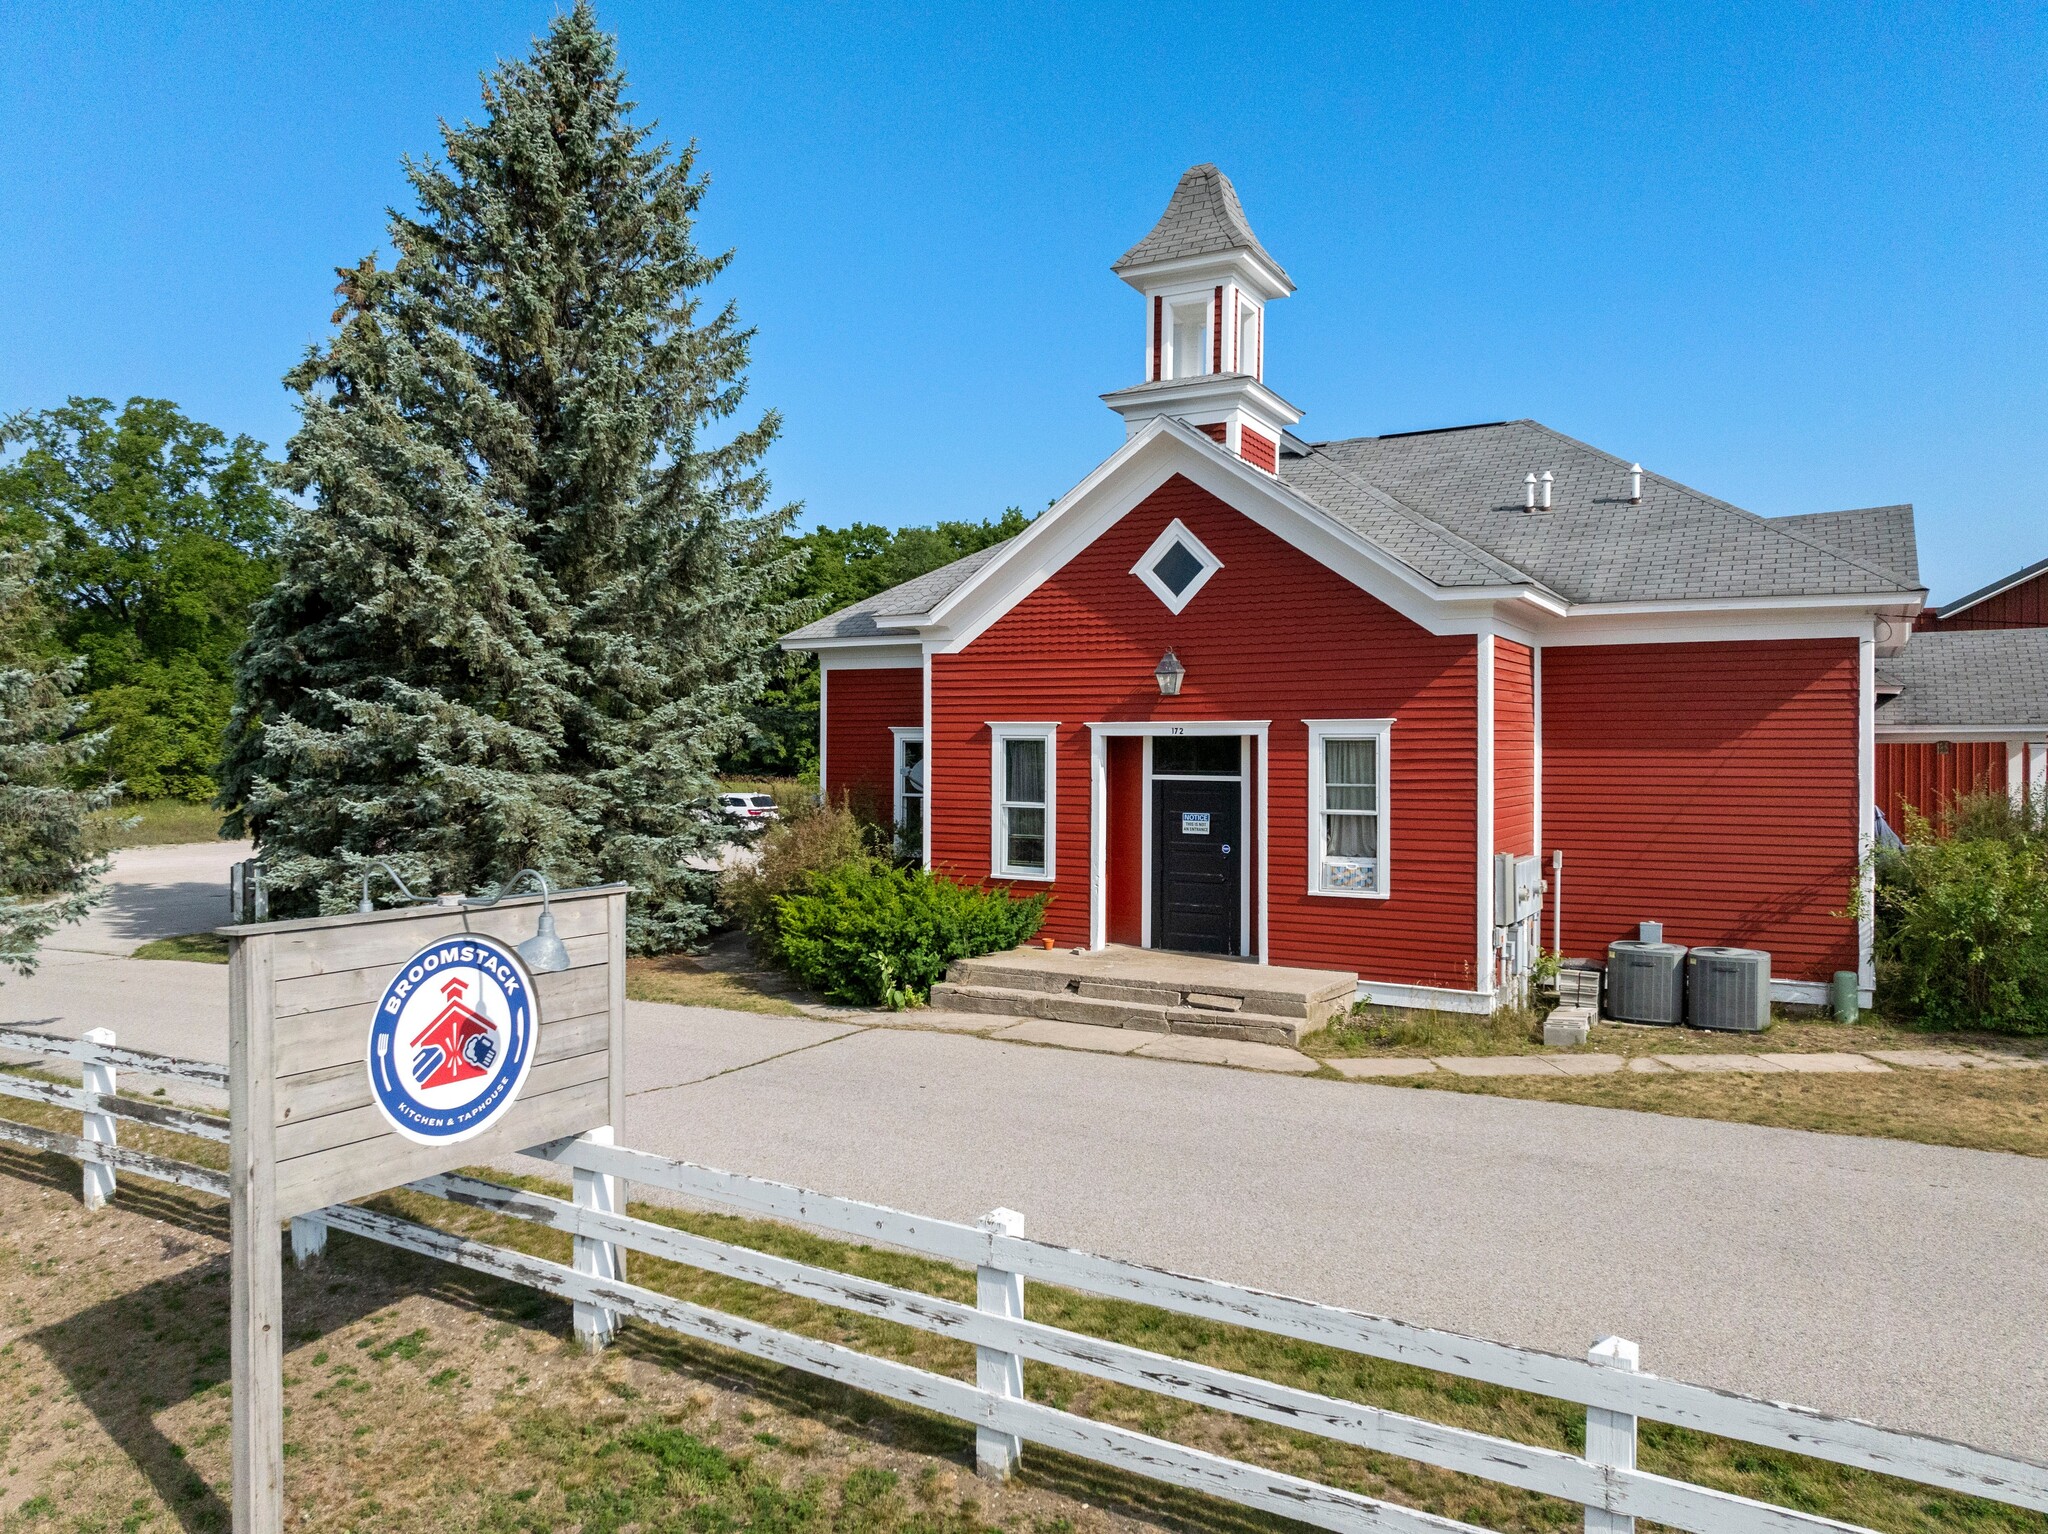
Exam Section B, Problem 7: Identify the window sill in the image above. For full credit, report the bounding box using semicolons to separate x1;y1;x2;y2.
1308;886;1392;901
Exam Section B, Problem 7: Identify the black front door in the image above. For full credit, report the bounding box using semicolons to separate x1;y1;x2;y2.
1152;777;1242;955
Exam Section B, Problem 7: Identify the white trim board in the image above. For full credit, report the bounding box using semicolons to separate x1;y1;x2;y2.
818;644;924;670
1354;980;1494;1016
989;722;1059;882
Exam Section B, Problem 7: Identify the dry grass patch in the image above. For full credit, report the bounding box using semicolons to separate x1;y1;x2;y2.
1384;1063;2048;1158
627;953;810;1017
84;800;231;850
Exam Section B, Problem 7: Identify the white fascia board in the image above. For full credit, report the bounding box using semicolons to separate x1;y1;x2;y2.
1100;374;1304;425
1537;608;1882;648
1553;591;1916;619
1118;248;1293;300
1876;724;2048;740
816;643;924;670
922;418;1534;652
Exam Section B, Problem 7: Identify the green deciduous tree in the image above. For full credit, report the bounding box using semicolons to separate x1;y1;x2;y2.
0;397;282;802
222;3;804;951
729;509;1032;778
0;537;109;976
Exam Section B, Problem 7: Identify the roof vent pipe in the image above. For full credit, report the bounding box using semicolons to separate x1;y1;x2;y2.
1628;463;1643;504
1523;473;1537;512
1539;470;1553;511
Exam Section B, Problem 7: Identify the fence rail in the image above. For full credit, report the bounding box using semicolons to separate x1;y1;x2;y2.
3;1026;2045;1534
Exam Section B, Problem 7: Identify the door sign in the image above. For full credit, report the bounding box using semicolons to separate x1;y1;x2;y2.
1180;812;1211;835
367;934;540;1145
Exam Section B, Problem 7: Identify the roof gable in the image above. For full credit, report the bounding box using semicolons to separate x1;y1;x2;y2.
1773;506;1919;588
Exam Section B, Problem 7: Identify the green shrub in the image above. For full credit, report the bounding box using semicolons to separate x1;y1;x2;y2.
772;862;1048;1008
1875;795;2048;1034
720;800;871;955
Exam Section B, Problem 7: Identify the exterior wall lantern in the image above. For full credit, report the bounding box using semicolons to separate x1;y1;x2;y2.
355;860;572;973
1154;649;1186;696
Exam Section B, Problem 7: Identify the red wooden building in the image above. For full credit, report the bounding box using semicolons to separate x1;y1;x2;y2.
784;165;2021;1013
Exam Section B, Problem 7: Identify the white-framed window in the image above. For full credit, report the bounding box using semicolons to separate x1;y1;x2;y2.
990;723;1057;880
1130;518;1223;614
1236;299;1259;377
1168;298;1209;379
890;727;924;855
1306;719;1392;898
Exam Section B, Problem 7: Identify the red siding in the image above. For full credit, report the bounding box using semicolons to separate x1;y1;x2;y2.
1918;568;2048;631
1150;295;1162;382
1543;640;1859;982
1212;285;1223;372
1241;427;1277;474
929;474;1480;988
1106;736;1143;944
1196;422;1228;444
1494;640;1535;856
1878;741;2007;833
824;667;921;824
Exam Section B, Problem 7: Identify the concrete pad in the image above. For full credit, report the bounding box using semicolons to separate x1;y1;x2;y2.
1549;1053;1626;1076
994;1018;1150;1054
1755;1052;1890;1074
1963;1054;2044;1070
1656;1054;1787;1073
1434;1056;1567;1077
1626;1057;1673;1072
1323;1055;1438;1078
1866;1049;1988;1070
875;1009;1005;1034
1134;1035;1320;1073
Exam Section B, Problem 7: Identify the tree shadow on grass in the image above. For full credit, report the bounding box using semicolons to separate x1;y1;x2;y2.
14;1142;1310;1534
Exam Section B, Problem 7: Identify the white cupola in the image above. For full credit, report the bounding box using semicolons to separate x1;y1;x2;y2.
1100;164;1301;473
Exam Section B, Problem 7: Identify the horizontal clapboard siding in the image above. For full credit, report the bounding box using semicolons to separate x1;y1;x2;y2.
825;667;922;823
1494;638;1535;856
929;473;1480;987
1543;640;1859;980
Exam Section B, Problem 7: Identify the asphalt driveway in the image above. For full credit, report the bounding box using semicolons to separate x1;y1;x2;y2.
4;859;2046;1460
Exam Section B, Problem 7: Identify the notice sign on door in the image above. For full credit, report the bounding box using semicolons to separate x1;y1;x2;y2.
1180;811;1212;835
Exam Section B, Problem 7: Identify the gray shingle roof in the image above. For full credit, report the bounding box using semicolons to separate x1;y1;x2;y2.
1773;506;1919;587
784;418;1925;647
1284;422;1918;604
1113;164;1293;290
781;542;1010;644
1877;630;2048;728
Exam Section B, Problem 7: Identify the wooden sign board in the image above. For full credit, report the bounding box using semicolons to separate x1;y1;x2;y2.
219;886;625;1534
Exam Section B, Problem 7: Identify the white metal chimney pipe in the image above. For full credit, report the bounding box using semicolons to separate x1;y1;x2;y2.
1628;463;1643;503
1524;473;1537;512
1539;470;1553;510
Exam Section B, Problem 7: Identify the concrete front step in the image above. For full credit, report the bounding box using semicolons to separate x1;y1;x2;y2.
950;946;1354;1024
928;981;1311;1046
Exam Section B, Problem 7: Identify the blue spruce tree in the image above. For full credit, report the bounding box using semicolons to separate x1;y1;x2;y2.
223;4;806;949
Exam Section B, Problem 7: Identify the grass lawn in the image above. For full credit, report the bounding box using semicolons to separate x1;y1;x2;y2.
1302;1004;2048;1158
84;799;232;850
0;1090;2036;1533
131;931;231;964
628;952;809;1016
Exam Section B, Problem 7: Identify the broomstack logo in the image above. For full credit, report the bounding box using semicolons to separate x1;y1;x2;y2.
367;934;540;1143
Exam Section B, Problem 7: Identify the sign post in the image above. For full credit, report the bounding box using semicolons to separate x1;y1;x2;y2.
221;885;626;1533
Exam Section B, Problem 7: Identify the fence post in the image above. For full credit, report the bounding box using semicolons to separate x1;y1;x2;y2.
80;1027;117;1210
572;1127;622;1351
290;1215;328;1267
975;1207;1026;1479
1585;1335;1640;1534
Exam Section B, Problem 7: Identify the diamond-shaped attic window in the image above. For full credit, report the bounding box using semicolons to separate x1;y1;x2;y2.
1130;519;1222;613
1153;541;1204;597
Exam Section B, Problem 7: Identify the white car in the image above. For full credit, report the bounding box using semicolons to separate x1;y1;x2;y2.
718;792;780;827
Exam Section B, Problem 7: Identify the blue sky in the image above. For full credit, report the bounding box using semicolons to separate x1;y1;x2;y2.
2;3;2042;603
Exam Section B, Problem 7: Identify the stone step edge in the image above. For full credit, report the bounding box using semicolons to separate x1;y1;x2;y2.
928;982;1305;1046
946;960;1353;1019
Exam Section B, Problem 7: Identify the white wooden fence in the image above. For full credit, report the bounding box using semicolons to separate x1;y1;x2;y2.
3;1024;2046;1534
